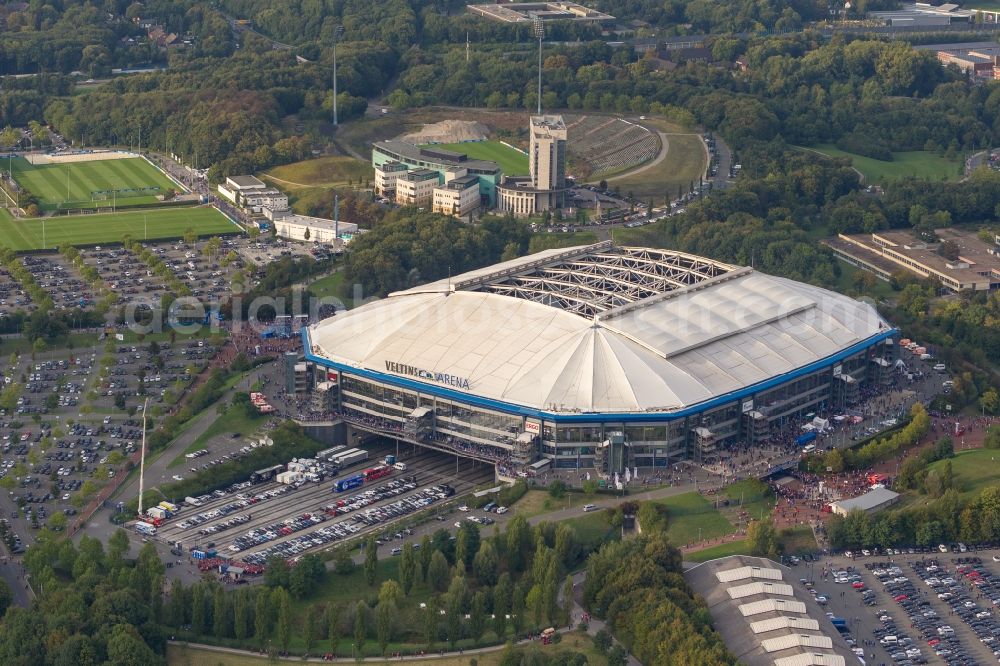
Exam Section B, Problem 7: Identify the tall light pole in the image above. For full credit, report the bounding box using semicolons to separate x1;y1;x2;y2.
534;17;544;115
332;24;344;126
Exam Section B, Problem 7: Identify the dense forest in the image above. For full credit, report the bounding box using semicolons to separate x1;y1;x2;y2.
344;208;530;296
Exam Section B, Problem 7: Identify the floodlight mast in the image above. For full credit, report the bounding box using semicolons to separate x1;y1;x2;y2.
333;25;345;126
533;18;544;115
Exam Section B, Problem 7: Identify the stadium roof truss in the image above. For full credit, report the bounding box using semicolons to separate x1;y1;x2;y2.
476;244;737;317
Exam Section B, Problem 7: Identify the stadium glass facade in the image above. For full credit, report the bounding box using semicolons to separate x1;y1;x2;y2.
306;333;895;473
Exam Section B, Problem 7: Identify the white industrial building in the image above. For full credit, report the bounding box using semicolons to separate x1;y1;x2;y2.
271;213;359;245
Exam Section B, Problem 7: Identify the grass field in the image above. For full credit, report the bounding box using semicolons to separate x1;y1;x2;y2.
167;632;607;666
423;140;529;176
0;206;239;250
263;155;372;188
805;145;963;183
686;539;751;563
261;156;372;215
607;133;705;200
308;270;370;309
655;492;735;546
926;449;1000;500
528;231;598;253
10;156;178;211
168;405;269;469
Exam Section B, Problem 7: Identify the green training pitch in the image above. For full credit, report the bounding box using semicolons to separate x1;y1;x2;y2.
422;140;529;175
805;145;964;183
0;206;239;251
9;156;179;211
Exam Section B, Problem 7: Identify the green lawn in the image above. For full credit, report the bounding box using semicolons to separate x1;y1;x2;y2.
0;206;239;250
655;492;735;546
926;449;1000;500
167;405;269;468
832;258;897;300
722;479;775;523
167;631;607;666
9;156;179;210
805;145;963;183
779;525;818;555
308;270;364;309
606;121;706;202
422;140;529;176
528;231;598;253
686;539;750;563
263;155;372;187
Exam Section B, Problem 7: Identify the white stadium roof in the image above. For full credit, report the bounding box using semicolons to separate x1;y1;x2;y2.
308;242;890;415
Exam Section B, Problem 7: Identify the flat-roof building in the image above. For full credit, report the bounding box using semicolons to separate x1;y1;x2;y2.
372;141;501;206
685;556;857;666
916;41;1000;78
271;212;359;246
825;228;1000;292
830;487;900;516
304;242;896;474
374;161;410;198
395;168;440;207
467;1;614;24
870;3;975;26
218;174;267;204
433;173;481;218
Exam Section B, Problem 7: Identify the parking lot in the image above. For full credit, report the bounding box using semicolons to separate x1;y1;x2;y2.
76;237;247;311
234;237;323;267
807;549;1000;666
21;254;94;311
0;265;33;315
153;445;495;569
0;333;221;543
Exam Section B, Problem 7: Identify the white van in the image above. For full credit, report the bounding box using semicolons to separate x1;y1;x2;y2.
879;636;898;646
802;444;817;454
393;462;407;471
933;363;946;372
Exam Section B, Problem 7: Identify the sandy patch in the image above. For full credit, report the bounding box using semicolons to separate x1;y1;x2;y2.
399;120;490;144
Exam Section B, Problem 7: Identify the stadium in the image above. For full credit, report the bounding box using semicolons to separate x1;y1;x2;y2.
304;242;898;476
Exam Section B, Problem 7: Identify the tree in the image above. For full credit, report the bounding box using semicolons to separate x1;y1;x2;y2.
472;540;499;586
399;542;416;595
423;598;439;648
526;584;544;628
304;605;318;653
234;589;250;641
981;389;1000;415
427;550;450;593
608;644;628;666
986;425;1000;449
469;590;487;643
364;535;378;586
493;572;512;638
594;628;612;654
327;603;342;654
107;528;130;565
455;522;480;571
274;587;292;651
0;579;11;618
375;601;393;655
183;228;197;245
354;600;367;651
254;588;271;647
446;576;465;647
747;518;778;558
419;534;433;581
333;547;355;575
562;575;574;626
190;584;206;635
